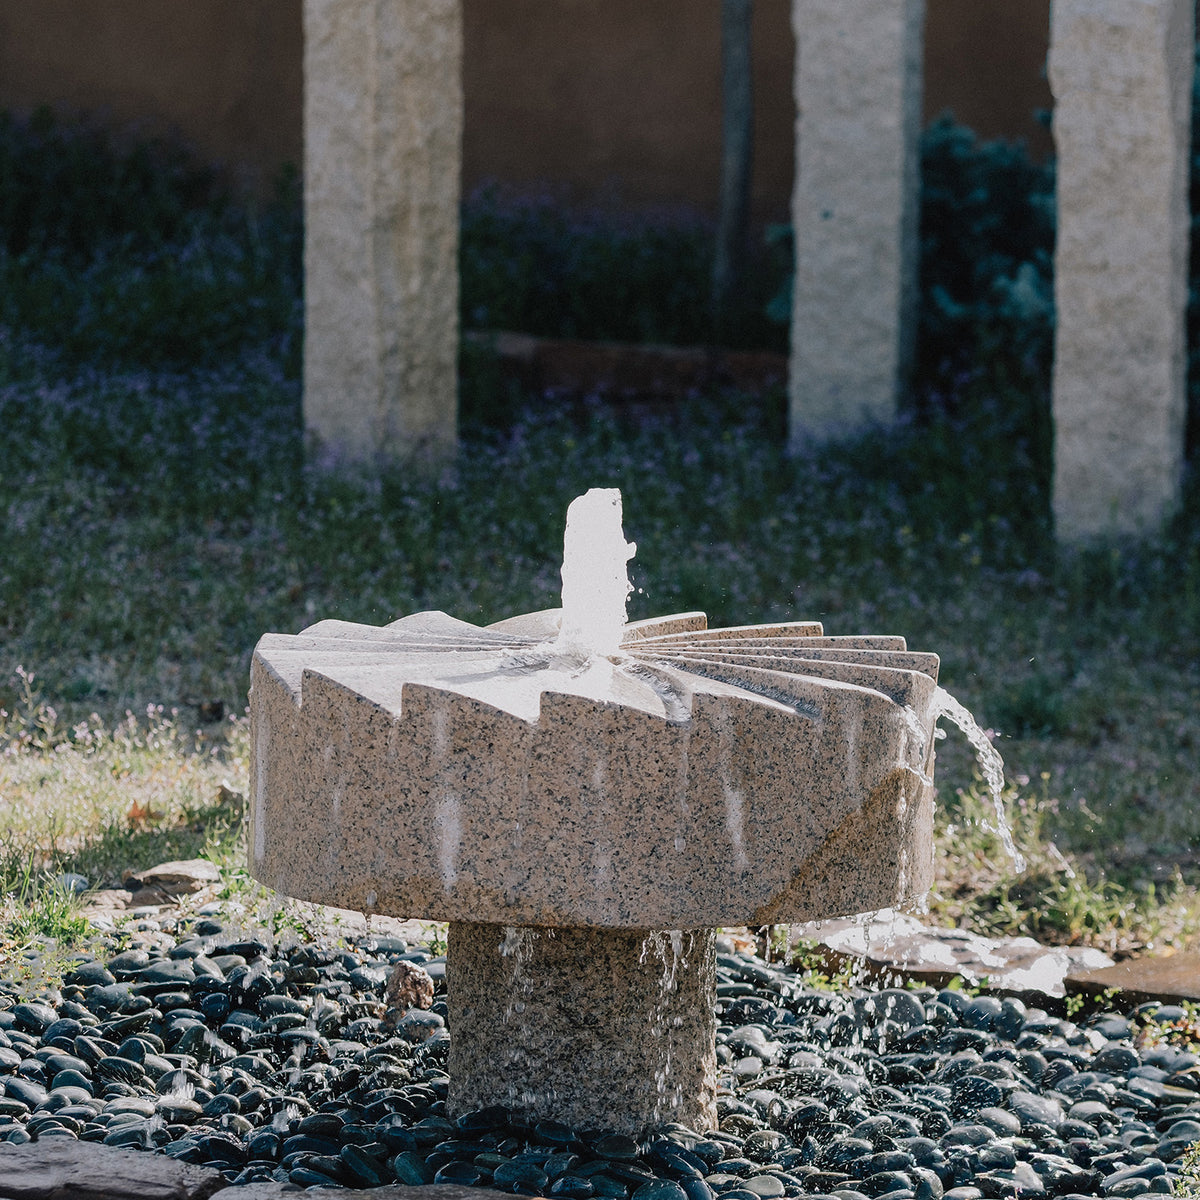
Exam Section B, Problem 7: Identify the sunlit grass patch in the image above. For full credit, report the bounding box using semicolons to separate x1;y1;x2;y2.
0;667;248;892
927;772;1200;958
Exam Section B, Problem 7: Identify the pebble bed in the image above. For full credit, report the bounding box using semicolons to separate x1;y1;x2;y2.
2;918;1199;1200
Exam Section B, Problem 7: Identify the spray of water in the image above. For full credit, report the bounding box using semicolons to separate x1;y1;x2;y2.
639;929;691;1120
557;488;636;657
932;685;1025;873
498;926;538;1108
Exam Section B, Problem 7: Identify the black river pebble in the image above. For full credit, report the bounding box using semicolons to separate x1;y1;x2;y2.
1;923;1198;1198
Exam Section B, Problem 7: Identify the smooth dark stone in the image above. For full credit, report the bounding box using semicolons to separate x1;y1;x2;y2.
295;1111;343;1137
951;1075;1008;1115
93;1056;144;1084
857;1170;913;1198
41;1019;86;1044
49;1069;93;1094
1009;1090;1065;1130
632;1182;689;1200
937;1029;993;1054
43;1052;90;1077
96;1010;156;1039
435;1160;491;1186
246;1128;282;1159
281;1132;341;1158
553;1174;600;1198
975;1107;1020;1137
856;991;928;1032
3;1077;48;1108
12;1003;58;1034
339;1142;391;1185
392;1148;435;1184
64;963;118;988
855;1151;917;1178
594;1132;643;1161
289;1164;345;1187
940;1125;994;1148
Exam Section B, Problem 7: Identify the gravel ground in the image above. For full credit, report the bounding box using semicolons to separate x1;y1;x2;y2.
1;913;1198;1200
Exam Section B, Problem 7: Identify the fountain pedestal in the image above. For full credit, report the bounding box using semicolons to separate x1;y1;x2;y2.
447;923;717;1134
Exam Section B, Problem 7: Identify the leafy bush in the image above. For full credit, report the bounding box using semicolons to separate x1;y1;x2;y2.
0;107;302;371
916;116;1055;381
459;185;788;351
0;106;220;257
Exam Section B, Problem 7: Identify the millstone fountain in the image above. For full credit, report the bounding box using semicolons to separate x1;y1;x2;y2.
249;489;944;1135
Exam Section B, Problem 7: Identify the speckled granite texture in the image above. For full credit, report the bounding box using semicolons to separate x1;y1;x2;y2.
446;922;718;1135
304;0;461;462
1050;0;1193;536
249;609;940;928
788;0;925;440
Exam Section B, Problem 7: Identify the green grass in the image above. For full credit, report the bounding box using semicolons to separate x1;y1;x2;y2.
1;340;1198;960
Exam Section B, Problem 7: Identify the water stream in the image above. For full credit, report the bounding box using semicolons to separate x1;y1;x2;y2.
931;684;1025;873
556;487;636;657
639;929;690;1120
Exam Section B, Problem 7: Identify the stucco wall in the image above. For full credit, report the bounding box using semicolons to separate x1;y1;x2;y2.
0;0;1052;220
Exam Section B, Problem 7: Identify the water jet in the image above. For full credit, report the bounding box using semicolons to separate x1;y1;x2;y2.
248;489;945;1133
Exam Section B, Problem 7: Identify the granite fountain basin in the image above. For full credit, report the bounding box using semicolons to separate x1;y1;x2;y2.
249;491;944;1133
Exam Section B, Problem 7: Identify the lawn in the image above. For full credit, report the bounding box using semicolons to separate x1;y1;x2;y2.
1;109;1199;974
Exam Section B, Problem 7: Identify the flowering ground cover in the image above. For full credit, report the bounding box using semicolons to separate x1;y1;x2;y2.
1;106;1198;971
1;322;1198;965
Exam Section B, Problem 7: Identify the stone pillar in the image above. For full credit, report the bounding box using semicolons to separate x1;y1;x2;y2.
446;923;718;1135
788;0;925;446
1049;0;1193;539
304;0;461;464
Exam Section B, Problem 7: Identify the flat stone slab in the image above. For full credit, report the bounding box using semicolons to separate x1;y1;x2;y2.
793;908;1114;998
0;1141;529;1200
0;1139;225;1200
211;1188;525;1200
1065;952;1200;1007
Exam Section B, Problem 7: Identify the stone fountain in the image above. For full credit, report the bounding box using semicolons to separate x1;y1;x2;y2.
248;490;942;1135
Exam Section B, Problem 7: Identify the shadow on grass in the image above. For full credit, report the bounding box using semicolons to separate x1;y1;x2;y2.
58;785;245;890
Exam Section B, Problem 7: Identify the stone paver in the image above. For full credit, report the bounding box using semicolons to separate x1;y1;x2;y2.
792;907;1115;999
1066;951;1200;1007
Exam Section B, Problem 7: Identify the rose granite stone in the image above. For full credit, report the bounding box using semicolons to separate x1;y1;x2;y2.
446;923;718;1134
788;0;925;442
1049;0;1193;537
249;610;940;928
249;605;941;1133
303;0;461;464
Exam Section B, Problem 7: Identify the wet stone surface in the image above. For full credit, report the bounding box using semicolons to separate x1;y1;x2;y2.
2;922;1199;1198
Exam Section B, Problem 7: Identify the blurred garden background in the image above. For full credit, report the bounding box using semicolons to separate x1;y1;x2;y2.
0;4;1198;969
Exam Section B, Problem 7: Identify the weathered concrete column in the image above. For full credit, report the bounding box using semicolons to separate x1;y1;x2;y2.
446;923;718;1135
788;0;925;446
1049;0;1193;539
304;0;461;464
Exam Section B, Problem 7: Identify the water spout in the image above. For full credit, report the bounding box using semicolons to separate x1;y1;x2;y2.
557;488;636;657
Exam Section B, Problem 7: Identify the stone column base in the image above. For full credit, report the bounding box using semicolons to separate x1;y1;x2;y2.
446;923;717;1135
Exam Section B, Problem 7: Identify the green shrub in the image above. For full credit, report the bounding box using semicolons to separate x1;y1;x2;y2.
916;115;1055;381
459;184;788;351
0;107;302;372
